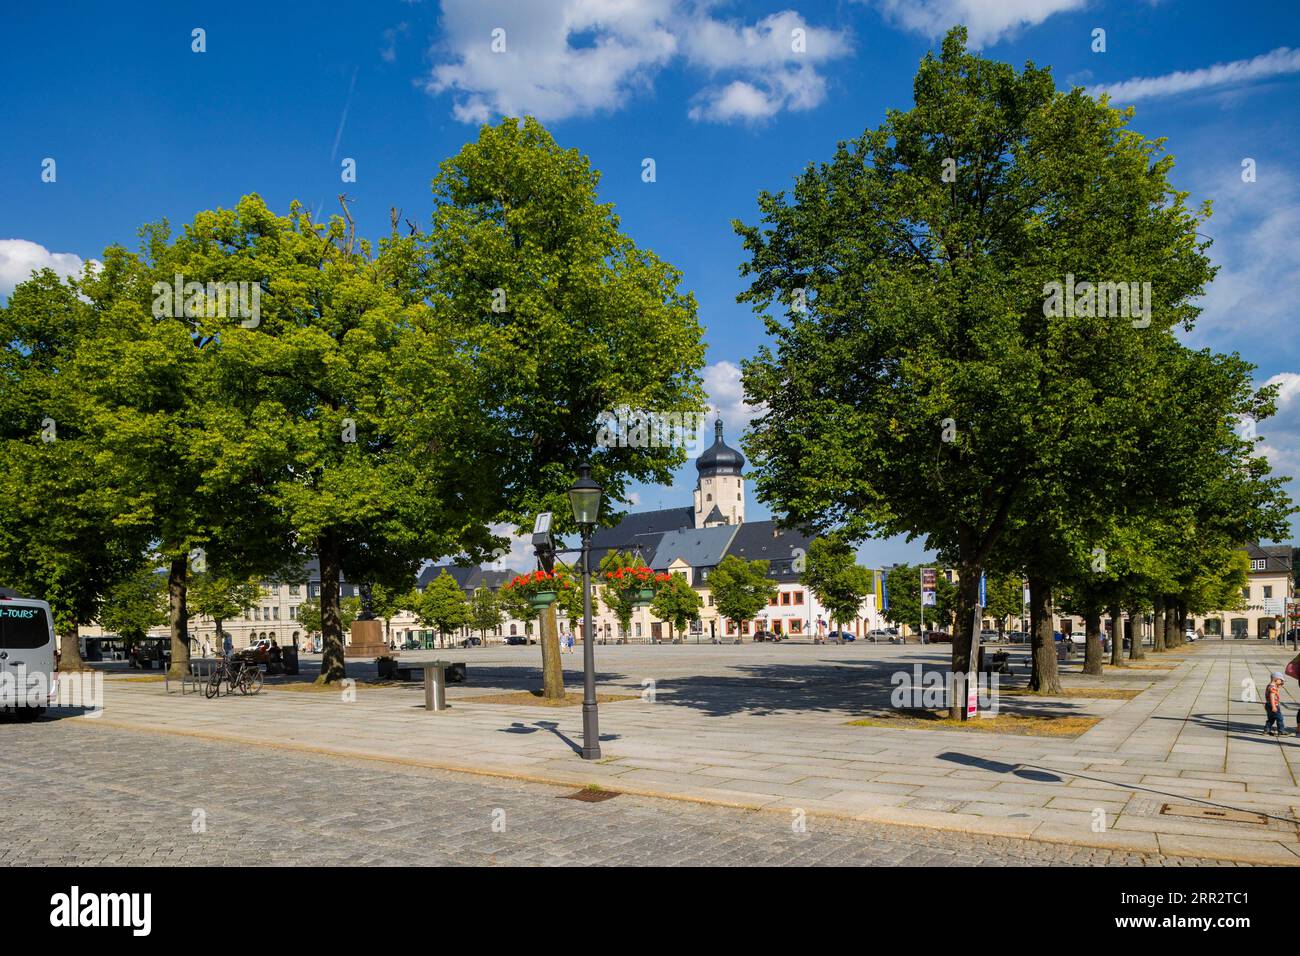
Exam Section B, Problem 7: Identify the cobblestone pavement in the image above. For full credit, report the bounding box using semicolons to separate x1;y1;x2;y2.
0;719;1240;866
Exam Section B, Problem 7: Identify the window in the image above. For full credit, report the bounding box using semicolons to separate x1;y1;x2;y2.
780;592;791;606
509;624;517;636
1252;559;1267;571
769;596;778;606
1264;586;1273;599
793;591;804;606
1242;587;1251;599
635;623;642;637
790;619;802;633
706;494;712;502
708;595;714;606
272;607;280;620
289;585;301;597
726;621;735;635
1231;618;1249;638
289;606;297;621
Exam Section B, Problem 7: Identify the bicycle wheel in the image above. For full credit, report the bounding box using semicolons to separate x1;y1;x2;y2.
242;669;263;695
205;671;222;699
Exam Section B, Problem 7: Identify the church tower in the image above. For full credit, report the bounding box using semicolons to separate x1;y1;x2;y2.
693;418;746;528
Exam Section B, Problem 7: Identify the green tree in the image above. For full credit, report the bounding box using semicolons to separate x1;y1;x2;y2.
98;564;168;645
0;268;156;669
709;555;777;639
801;537;875;636
468;587;504;641
187;573;266;651
416;571;471;648
982;572;1023;637
651;572;703;642
422;117;708;695
736;28;1222;711
299;597;359;637
882;564;957;635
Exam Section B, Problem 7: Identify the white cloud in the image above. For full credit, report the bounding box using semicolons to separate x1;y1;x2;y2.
0;239;94;298
703;359;763;437
1187;169;1300;361
868;0;1085;48
1256;372;1300;522
426;1;850;124
1090;47;1300;104
485;521;537;573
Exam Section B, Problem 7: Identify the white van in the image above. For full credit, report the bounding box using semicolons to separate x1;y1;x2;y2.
0;592;58;718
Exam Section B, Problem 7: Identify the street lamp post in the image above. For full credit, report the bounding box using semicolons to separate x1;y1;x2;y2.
568;462;603;761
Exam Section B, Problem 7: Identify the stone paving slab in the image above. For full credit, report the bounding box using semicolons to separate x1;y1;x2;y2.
65;639;1300;864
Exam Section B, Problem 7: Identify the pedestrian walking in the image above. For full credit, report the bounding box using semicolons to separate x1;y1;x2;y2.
1264;672;1286;736
221;632;233;659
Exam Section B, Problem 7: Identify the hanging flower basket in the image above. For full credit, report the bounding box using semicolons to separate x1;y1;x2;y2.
604;564;673;608
530;590;558;610
501;568;574;613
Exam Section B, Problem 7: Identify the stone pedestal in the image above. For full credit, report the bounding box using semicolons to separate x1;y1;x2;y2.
345;619;390;659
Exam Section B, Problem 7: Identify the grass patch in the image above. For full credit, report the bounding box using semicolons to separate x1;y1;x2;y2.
1000;687;1142;700
455;690;640;707
268;679;404;693
110;675;167;683
845;708;1101;737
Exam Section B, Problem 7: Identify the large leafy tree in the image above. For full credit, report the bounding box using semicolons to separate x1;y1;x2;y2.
801;537;874;634
736;27;1219;711
882;564;957;635
98;563;168;645
421;117;708;695
0;269;155;669
416;571;472;647
709;555;777;638
650;573;703;641
187;573;267;651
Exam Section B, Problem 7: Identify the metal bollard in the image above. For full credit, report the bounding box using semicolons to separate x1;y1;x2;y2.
424;661;447;711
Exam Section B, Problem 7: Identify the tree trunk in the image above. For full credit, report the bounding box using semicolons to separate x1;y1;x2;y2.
539;603;564;699
1083;607;1103;676
317;536;346;684
1164;602;1178;649
213;618;224;656
57;623;86;672
1128;605;1146;659
1028;575;1062;693
1108;605;1123;667
949;564;980;720
1159;595;1170;655
166;555;191;680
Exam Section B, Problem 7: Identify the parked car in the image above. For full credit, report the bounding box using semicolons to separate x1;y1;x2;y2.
828;630;856;642
979;629;1002;643
459;636;482;648
922;630;952;644
505;635;528;646
752;629;780;642
866;629;893;642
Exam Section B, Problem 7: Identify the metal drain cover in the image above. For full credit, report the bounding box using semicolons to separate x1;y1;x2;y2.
560;789;619;803
1161;803;1267;825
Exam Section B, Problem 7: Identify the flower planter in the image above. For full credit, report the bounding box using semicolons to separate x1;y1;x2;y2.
530;591;558;610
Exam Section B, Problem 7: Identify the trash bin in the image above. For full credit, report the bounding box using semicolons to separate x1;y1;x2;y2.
282;646;299;676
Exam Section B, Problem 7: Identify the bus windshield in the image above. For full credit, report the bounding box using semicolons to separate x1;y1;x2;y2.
0;604;52;649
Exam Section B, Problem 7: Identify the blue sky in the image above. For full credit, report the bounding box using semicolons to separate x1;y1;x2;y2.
2;0;1299;568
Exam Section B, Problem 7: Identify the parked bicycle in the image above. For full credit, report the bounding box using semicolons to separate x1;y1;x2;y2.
204;654;264;698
